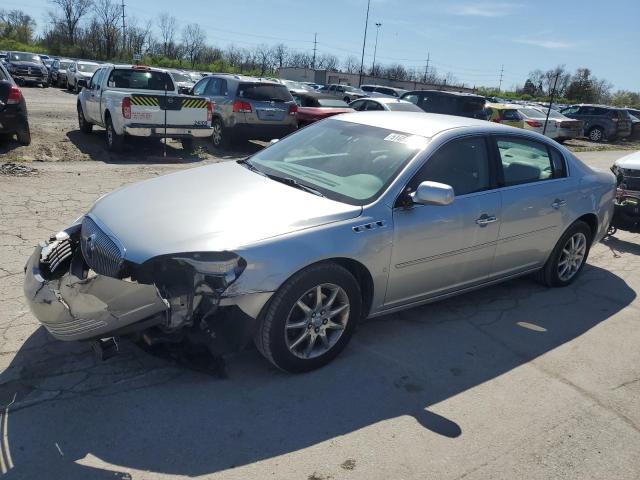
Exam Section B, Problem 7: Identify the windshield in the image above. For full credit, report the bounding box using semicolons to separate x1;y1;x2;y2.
519;108;546;118
247;119;427;205
344;86;365;94
78;63;99;73
60;61;73;69
238;83;292;102
387;102;423;112
317;99;349;107
9;52;41;63
107;69;175;91
171;71;193;83
283;80;312;91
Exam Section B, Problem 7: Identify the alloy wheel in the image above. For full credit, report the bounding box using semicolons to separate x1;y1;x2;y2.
557;232;587;281
212;122;222;146
285;283;350;359
589;128;602;141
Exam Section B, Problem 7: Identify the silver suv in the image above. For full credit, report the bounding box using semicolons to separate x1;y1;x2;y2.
191;74;298;147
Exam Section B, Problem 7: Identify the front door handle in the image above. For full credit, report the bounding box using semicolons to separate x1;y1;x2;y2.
552;199;567;209
476;214;498;226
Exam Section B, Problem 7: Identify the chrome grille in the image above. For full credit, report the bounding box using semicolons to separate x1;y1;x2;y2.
80;217;124;277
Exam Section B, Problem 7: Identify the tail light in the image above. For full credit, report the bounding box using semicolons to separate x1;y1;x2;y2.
525;120;543;127
288;104;298;115
122;97;131;119
232;100;252;113
7;86;22;105
207;101;213;123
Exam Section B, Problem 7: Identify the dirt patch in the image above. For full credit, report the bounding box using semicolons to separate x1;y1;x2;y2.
564;137;640;153
0;162;38;176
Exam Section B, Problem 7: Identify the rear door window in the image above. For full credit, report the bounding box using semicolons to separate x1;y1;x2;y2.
205;78;222;96
237;83;292;102
501;110;521;121
496;137;559;186
192;77;209;96
402;94;419;105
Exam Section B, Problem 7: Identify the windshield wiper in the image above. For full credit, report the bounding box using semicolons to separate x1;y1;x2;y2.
265;174;325;197
237;158;266;176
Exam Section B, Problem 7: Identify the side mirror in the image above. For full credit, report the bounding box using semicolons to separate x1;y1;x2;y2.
410;181;454;206
269;139;280;145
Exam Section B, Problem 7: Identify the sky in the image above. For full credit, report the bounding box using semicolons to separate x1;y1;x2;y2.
4;0;639;91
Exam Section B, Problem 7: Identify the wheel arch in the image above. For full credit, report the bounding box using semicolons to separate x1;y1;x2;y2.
576;213;598;243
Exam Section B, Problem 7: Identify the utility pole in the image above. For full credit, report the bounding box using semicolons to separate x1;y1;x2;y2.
371;22;382;79
543;71;560;136
498;64;504;92
312;33;317;70
423;52;430;84
358;0;371;87
121;0;126;56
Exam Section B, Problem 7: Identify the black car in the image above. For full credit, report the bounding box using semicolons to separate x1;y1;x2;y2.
0;61;31;145
400;90;488;120
4;51;49;88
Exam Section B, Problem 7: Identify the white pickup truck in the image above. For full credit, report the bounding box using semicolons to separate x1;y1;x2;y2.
77;64;213;152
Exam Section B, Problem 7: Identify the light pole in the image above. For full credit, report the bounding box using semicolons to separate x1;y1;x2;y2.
358;0;371;87
371;22;382;79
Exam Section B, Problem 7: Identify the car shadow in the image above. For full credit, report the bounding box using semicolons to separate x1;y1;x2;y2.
0;135;23;155
0;265;633;478
601;234;640;256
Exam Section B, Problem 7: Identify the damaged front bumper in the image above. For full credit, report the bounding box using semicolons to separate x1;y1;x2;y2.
24;245;169;341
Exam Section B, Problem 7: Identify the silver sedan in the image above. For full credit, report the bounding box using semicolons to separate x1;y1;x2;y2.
24;112;616;372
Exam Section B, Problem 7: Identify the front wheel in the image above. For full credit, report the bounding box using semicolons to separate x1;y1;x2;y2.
536;220;592;287
254;263;362;373
588;127;604;142
78;104;93;133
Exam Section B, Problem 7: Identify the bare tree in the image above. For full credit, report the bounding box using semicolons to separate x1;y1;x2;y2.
49;0;93;44
157;13;176;58
317;53;339;71
342;56;359;74
93;0;121;59
253;44;272;76
182;23;206;67
271;43;289;69
125;17;152;57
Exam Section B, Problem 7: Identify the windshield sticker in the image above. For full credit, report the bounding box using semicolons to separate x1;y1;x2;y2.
384;133;409;143
384;133;428;149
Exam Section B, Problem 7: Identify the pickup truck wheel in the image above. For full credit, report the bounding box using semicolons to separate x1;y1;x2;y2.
77;104;93;134
16;122;31;146
254;263;361;373
106;117;124;153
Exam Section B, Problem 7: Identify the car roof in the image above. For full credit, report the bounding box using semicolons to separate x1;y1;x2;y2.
404;89;484;99
210;73;283;84
486;103;519;110
333;111;505;137
365;97;415;105
76;60;99;65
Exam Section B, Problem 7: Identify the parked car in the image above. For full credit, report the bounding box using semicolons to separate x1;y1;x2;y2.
623;109;640;139
4;51;48;87
50;58;74;87
292;92;353;126
485;103;524;127
67;61;100;93
360;84;407;98
611;150;640;198
191;74;298;148
77;64;213;152
24;112;615;372
281;79;314;95
350;97;424;112
518;107;583;142
401;90;488;120
325;84;368;103
560;104;632;142
0;60;31;145
169;70;195;94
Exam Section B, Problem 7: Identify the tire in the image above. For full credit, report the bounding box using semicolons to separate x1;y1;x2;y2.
181;138;194;152
254;262;362;373
42;81;49;88
105;116;124;153
536;220;592;287
77;104;93;134
588;126;604;142
211;118;229;149
343;96;351;104
74;83;79;94
16;122;31;146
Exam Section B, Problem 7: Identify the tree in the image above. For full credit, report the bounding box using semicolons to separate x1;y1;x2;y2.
522;79;537;96
49;0;93;44
253;44;272;76
93;0;121;59
342;56;359;74
271;43;289;69
182;23;206;67
611;90;640;108
157;13;176;58
0;9;36;44
316;53;339;71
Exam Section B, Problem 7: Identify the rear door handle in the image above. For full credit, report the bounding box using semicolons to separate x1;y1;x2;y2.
552;199;567;209
476;214;498;226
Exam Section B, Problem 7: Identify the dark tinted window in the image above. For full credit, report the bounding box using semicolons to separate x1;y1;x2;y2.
360;85;375;92
365;101;384;111
376;87;397;97
460;97;486;114
402;94;419;105
107;69;174;90
8;52;41;63
237;83;292;102
411;137;491;196
350;99;367;111
501;109;521;121
0;65;8;81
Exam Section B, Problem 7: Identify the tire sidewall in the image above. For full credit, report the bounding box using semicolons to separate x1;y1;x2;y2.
259;264;362;373
543;221;592;287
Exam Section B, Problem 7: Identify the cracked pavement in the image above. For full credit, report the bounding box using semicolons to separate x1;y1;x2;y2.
0;153;640;479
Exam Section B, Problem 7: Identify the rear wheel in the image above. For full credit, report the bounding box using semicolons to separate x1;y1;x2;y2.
211;118;229;149
588;126;604;142
254;263;361;373
78;104;93;134
105;116;124;153
16;122;31;146
536;220;592;287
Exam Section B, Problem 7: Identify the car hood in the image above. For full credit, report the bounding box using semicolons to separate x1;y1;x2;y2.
615;151;640;170
78;71;93;77
89;161;362;263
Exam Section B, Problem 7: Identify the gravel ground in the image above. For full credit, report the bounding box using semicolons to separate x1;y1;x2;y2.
0;86;639;479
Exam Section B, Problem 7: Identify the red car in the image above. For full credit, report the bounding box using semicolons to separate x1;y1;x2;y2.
293;92;354;126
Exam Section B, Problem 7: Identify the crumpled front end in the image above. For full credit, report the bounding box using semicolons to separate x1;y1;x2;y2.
23;217;255;349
